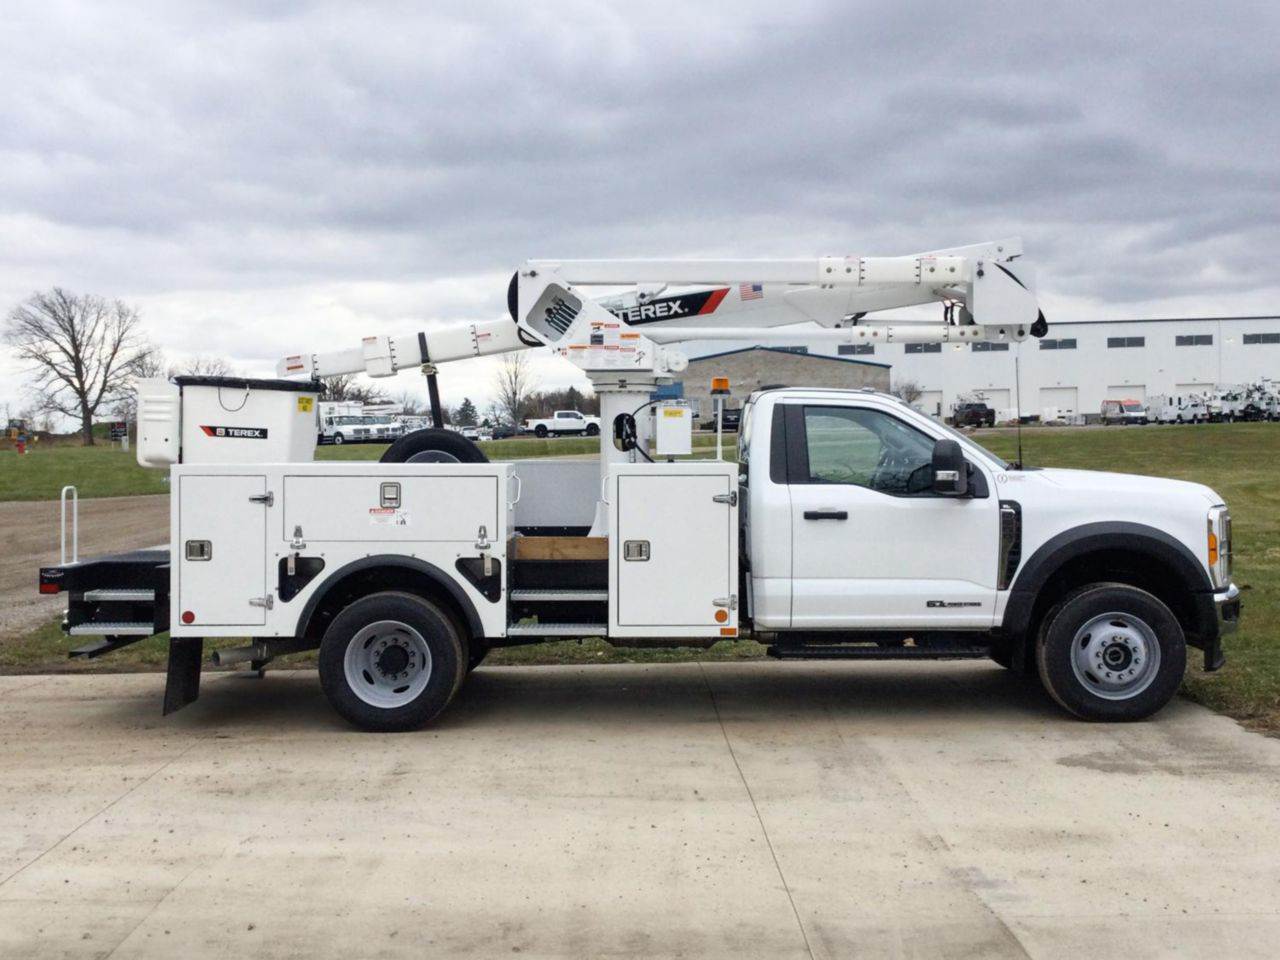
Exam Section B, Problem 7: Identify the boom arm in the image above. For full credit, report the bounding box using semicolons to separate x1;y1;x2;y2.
278;238;1045;380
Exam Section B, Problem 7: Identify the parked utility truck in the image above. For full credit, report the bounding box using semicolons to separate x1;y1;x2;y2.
38;239;1239;730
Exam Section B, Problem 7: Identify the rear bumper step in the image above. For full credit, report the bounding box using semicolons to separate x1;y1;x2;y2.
68;621;155;636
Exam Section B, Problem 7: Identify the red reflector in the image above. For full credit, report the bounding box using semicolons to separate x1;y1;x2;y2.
39;582;61;594
181;610;195;624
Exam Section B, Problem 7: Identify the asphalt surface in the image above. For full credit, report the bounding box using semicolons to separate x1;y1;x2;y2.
0;495;169;637
2;661;1278;959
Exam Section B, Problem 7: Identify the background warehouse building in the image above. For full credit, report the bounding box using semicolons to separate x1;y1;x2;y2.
675;346;889;420
681;315;1280;421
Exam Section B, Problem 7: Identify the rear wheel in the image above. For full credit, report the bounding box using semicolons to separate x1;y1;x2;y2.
534;424;548;438
319;592;466;731
585;423;600;436
1036;583;1185;722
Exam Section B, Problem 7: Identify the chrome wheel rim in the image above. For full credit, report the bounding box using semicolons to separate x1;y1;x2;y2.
1069;611;1161;701
343;620;433;708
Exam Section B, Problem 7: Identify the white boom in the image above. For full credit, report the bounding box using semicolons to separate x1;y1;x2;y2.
278;237;1046;382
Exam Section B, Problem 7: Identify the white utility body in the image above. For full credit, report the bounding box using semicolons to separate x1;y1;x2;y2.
40;238;1240;731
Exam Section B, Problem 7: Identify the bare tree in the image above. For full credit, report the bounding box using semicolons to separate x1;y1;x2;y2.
168;355;236;378
111;349;166;422
3;289;153;445
492;352;537;427
320;373;388;404
394;388;424;417
891;379;924;405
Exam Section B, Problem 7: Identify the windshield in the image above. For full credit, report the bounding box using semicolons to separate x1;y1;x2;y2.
1122;402;1143;412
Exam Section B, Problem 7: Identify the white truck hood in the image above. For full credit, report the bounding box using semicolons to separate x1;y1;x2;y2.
1029;467;1223;508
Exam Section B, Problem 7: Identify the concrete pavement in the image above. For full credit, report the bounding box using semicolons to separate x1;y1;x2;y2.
1;661;1278;958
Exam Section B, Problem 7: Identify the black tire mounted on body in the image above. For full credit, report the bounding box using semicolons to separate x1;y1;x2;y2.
380;428;488;464
319;591;467;731
1035;583;1186;722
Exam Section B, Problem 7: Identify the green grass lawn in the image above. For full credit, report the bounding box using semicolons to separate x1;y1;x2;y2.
2;423;1275;732
0;433;736;500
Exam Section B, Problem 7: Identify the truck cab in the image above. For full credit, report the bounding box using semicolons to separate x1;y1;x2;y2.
738;388;1238;719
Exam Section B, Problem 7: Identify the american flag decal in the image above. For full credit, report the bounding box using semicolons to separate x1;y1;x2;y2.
740;283;763;301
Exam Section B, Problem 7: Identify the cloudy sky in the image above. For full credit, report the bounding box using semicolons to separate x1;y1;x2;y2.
2;0;1278;420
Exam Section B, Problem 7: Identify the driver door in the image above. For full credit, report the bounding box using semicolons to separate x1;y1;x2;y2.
785;401;1000;629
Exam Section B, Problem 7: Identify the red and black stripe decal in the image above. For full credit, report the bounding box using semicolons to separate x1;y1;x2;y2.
608;288;730;325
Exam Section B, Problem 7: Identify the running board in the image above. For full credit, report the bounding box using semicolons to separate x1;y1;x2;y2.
506;622;608;639
768;645;992;660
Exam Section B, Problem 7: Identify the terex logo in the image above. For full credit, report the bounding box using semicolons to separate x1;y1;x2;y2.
200;425;269;439
608;288;728;325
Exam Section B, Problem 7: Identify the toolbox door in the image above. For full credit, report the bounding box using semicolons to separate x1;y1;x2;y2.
612;469;737;634
177;474;268;626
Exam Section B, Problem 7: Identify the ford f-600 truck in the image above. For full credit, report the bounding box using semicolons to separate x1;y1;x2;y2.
36;241;1240;730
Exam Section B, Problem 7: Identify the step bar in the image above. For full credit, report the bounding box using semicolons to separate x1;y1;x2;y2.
68;621;155;637
506;622;608;639
509;589;608;603
82;588;156;602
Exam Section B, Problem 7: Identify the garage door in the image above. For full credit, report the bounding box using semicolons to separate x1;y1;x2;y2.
1106;385;1146;401
916;391;943;418
974;389;1012;419
1039;387;1079;418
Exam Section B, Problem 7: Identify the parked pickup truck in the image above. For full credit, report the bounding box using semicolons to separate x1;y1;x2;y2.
522;409;601;437
951;402;996;428
40;385;1240;732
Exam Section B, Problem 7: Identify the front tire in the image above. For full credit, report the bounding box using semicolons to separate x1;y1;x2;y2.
319;592;466;731
1036;583;1185;722
332;432;345;445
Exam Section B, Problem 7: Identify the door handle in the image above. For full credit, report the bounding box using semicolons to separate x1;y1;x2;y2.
803;510;848;520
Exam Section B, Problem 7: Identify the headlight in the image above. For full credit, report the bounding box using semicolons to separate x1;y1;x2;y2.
1207;505;1232;589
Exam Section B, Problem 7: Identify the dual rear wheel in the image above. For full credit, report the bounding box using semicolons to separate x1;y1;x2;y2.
318;592;468;732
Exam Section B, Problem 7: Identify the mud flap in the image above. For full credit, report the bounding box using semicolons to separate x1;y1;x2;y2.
163;637;203;715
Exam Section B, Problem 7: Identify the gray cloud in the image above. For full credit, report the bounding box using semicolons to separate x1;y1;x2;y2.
3;0;1279;413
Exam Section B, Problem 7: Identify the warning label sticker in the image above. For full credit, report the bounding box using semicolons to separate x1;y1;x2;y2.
369;507;411;527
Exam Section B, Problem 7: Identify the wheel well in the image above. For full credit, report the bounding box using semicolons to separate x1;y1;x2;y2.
299;564;477;649
1024;548;1197;651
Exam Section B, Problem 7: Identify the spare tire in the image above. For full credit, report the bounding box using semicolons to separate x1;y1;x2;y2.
381;428;488;464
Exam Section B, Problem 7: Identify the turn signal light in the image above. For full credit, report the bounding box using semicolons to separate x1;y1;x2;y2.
1208;531;1219;566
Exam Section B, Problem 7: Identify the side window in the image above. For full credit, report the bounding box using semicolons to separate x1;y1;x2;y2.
802;406;937;495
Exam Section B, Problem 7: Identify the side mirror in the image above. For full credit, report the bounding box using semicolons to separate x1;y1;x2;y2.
932;438;969;496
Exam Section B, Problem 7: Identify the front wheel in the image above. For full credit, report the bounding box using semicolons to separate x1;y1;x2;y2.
319;592;466;731
332;432;345;445
1036;583;1185;722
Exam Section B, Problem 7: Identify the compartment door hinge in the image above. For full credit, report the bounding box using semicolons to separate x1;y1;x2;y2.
712;491;738;507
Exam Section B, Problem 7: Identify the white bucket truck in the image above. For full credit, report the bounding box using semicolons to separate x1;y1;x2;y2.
39;239;1239;730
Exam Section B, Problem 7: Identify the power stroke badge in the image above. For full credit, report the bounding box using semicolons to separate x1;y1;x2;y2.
200;425;269;439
